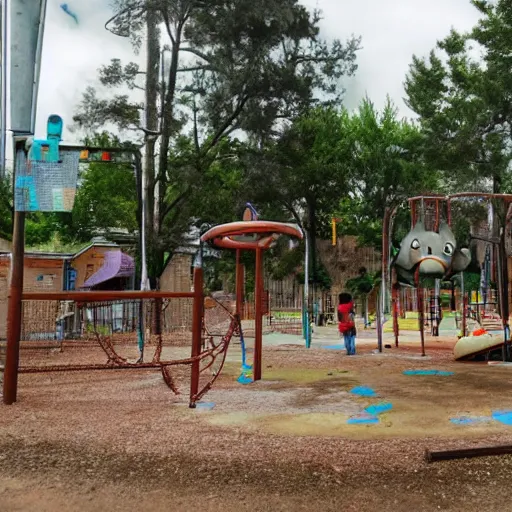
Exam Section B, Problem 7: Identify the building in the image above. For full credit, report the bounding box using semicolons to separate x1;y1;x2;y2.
0;238;135;338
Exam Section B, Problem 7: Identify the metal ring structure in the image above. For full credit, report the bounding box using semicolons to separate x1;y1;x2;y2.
200;221;303;248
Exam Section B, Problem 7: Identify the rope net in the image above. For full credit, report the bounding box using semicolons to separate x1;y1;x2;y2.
17;294;236;405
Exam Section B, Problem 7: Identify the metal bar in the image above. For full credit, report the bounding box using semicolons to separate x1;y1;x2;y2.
0;0;6;177
303;229;310;348
376;284;383;353
461;272;467;337
30;0;47;134
416;269;426;357
392;280;399;347
254;248;263;380
189;265;203;407
3;206;25;404
449;192;512;200
425;445;512;463
235;249;244;317
408;195;447;202
21;291;195;301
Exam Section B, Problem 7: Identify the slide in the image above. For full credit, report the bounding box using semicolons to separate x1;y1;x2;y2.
454;333;505;361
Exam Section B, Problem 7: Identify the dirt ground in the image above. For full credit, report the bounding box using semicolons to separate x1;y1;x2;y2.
3;332;512;511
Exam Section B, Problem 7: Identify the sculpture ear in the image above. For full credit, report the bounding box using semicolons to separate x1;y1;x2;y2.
412;220;425;233
451;248;471;273
438;221;455;241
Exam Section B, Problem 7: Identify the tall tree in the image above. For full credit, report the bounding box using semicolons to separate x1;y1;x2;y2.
248;107;351;283
404;0;512;194
335;98;437;249
73;0;361;287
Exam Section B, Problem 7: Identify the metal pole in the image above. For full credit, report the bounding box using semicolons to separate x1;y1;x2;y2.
376;284;383;353
3;0;47;403
461;272;466;337
416;269;426;357
254;248;263;381
303;229;310;348
30;0;47;134
235;249;244;317
0;0;7;177
3;144;24;404
189;254;203;407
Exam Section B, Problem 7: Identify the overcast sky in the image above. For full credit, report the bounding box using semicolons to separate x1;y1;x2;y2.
33;0;482;144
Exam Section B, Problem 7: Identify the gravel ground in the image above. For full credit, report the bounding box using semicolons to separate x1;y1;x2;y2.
2;337;512;511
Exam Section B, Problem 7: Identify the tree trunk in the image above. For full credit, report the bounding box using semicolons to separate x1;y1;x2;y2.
144;5;160;289
307;197;317;286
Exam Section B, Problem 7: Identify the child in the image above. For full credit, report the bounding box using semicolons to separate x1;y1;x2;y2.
338;292;356;355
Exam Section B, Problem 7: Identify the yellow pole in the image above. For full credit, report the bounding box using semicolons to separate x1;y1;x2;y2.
331;218;337;246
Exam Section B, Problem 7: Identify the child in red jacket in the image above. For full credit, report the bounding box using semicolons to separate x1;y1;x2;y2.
338;293;356;355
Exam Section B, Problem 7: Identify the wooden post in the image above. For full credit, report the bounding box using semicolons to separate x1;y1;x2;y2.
3;211;25;404
189;265;203;407
254;248;263;381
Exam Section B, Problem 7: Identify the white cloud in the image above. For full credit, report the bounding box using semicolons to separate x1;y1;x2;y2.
30;0;482;144
302;0;481;116
35;0;137;141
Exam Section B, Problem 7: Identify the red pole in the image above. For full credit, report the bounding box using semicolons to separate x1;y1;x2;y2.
416;269;426;357
189;265;203;407
235;250;244;318
3;211;25;404
254;248;263;381
392;280;399;347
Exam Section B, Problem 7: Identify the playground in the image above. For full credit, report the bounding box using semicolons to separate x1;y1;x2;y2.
5;2;512;512
4;325;512;511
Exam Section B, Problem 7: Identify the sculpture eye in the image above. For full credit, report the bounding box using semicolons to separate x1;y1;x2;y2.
444;242;454;256
411;239;420;250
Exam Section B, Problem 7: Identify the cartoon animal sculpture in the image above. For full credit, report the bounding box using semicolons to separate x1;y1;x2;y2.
392;221;471;287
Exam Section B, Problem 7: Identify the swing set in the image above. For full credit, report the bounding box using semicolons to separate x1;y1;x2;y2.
380;192;512;359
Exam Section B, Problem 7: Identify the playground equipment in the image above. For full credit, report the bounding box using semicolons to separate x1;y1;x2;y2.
381;193;512;360
201;205;303;381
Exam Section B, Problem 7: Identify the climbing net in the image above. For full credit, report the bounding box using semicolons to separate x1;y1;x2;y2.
17;294;237;406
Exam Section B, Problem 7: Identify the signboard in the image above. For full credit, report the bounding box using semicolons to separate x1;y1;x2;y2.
78;149;134;164
14;148;80;212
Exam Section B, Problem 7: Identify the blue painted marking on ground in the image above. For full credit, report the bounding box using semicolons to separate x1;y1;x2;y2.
347;415;380;425
196;402;216;410
365;402;393;415
350;386;377;397
450;416;492;425
403;369;454;376
237;374;253;385
322;344;345;350
492;410;512;425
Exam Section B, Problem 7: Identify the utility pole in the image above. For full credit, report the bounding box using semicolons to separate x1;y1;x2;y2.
0;0;7;177
141;3;160;291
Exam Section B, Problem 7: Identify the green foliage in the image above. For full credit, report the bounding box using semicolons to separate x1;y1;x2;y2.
405;1;512;194
0;176;13;240
346;269;375;297
330;98;438;249
70;162;138;241
73;0;361;283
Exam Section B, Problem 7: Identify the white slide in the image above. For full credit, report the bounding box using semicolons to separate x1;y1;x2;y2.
454;333;505;361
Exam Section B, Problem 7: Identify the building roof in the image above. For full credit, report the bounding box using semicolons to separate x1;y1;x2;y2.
82;251;135;289
0;251;72;260
71;237;119;260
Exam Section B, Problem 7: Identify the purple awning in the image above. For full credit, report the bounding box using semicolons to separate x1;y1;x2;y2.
82;251;134;289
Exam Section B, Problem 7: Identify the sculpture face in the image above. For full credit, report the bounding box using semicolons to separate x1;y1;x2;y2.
393;221;471;287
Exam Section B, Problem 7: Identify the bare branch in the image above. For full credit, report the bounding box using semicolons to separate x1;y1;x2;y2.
180;47;212;63
202;95;250;155
178;66;214;73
